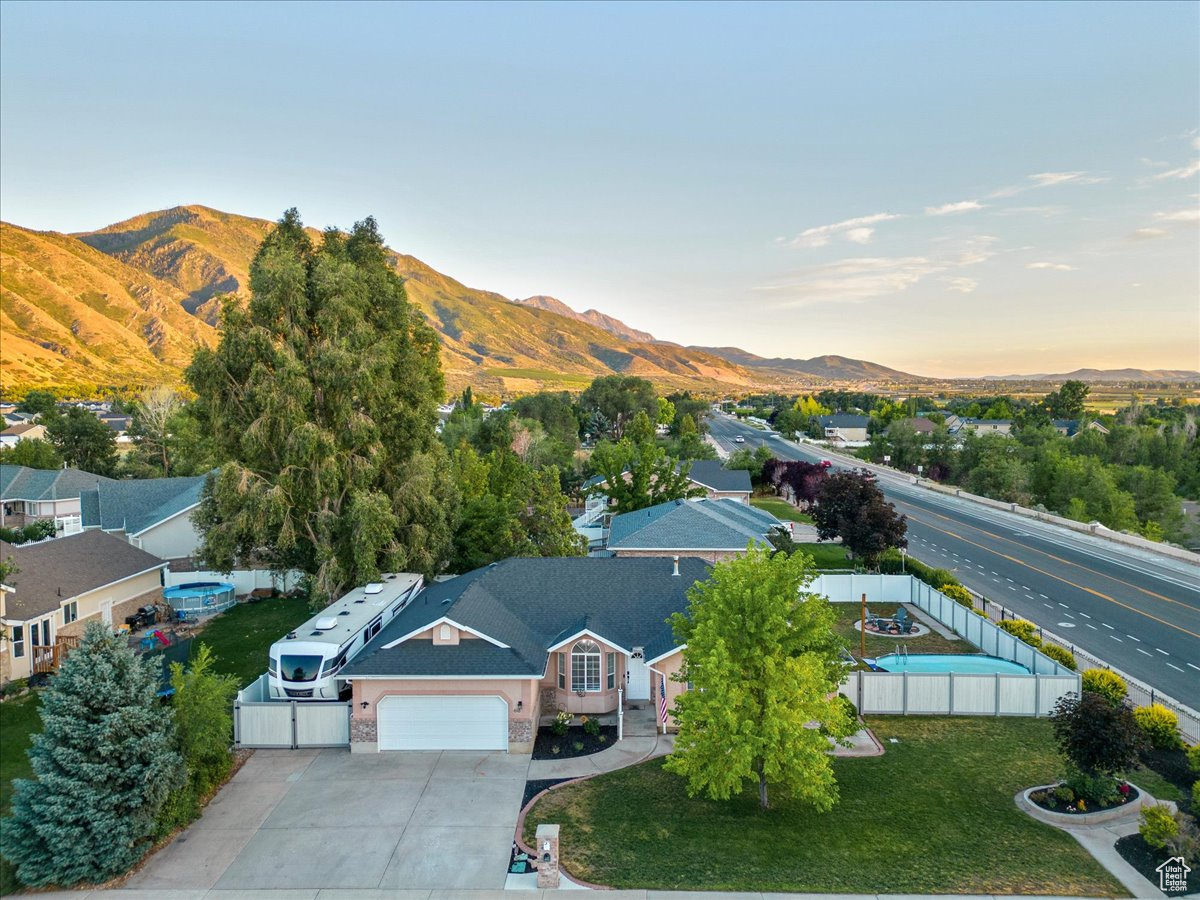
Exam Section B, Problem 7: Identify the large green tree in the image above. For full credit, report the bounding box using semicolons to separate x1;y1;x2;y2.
665;546;852;810
187;210;455;601
43;406;117;475
813;472;907;567
587;437;704;514
0;622;182;887
0;437;62;469
577;375;658;441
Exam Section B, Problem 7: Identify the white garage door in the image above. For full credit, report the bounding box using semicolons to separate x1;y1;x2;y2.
377;695;508;751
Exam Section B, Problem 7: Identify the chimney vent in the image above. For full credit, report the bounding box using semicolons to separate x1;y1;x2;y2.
672;556;680;577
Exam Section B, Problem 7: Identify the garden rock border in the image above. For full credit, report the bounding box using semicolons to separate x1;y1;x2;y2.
1016;782;1154;827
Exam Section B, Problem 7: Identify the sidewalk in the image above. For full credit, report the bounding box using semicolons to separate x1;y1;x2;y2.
527;705;673;780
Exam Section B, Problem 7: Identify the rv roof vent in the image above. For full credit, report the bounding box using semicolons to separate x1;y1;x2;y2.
364;583;384;594
354;599;365;604
339;610;351;616
314;617;339;631
286;632;297;640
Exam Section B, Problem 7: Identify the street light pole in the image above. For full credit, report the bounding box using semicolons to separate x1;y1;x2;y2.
900;547;907;573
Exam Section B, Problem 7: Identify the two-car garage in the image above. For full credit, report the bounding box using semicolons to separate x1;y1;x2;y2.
376;695;509;751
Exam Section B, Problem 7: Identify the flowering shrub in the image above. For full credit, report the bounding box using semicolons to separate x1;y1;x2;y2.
551;710;572;737
1081;668;1127;706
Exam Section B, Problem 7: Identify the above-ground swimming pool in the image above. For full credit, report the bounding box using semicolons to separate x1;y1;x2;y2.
872;653;1030;675
163;582;236;620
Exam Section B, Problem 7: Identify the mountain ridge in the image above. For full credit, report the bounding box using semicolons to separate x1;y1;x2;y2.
514;295;657;343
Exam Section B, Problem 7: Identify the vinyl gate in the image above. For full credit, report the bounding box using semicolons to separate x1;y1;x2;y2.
234;674;350;749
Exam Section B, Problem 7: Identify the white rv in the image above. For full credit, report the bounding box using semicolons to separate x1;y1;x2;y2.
268;573;423;700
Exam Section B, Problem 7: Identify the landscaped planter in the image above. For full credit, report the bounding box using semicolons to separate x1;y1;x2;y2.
1017;782;1147;826
532;724;618;760
1115;833;1193;897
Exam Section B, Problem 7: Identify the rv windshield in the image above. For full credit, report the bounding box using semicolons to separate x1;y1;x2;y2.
280;655;323;683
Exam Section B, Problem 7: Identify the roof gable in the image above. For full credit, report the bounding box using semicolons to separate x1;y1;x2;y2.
607;498;781;551
80;473;210;534
1;465;115;502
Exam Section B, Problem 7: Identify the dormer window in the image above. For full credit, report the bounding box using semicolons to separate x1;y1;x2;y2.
571;639;601;692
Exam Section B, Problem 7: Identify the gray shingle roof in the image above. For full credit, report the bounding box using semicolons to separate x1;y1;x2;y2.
0;530;166;620
80;473;210;535
343;557;710;679
816;414;870;429
683;460;752;493
607;499;781;550
1;465;114;502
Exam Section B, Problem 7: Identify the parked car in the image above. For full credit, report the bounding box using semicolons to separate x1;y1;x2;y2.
819;459;833;469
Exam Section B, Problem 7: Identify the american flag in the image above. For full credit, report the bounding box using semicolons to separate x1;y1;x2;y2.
658;675;669;723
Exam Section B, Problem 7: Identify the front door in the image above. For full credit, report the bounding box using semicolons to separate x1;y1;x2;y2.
100;599;113;626
626;649;651;701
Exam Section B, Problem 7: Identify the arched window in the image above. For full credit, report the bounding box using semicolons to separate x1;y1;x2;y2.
571;639;602;692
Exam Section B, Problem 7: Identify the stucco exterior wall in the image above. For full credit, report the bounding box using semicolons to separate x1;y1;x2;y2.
539;636;627;715
135;511;202;561
649;649;687;731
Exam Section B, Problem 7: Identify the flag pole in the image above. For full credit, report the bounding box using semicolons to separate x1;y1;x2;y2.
860;592;866;659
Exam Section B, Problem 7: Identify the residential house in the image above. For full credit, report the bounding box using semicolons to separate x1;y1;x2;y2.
607;498;783;561
815;414;870;443
0;530;167;684
889;417;936;436
684;459;752;502
80;473;210;561
958;418;1014;436
341;556;706;752
0;422;48;448
98;413;134;446
1050;419;1110;438
1;464;113;530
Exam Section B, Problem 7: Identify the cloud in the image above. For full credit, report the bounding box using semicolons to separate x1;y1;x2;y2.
943;277;978;293
925;200;984;216
1130;227;1169;240
1193;136;1200;151
1157;208;1200;224
1027;262;1075;271
1154;160;1200;180
787;212;902;248
987;171;1108;199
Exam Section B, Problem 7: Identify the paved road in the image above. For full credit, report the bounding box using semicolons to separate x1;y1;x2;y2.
710;413;1200;704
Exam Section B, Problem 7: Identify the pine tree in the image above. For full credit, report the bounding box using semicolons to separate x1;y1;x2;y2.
0;622;182;887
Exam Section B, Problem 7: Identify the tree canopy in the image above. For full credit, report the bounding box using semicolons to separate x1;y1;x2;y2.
813;471;907;567
577;375;658;441
187;210;455;602
587;437;704;514
43;406;118;475
665;546;853;810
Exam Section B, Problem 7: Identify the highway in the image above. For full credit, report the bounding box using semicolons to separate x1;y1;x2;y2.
707;412;1200;705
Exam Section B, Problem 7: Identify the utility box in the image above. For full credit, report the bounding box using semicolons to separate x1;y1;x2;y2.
536;823;560;889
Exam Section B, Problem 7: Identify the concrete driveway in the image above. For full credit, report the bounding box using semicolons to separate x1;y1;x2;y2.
126;748;530;892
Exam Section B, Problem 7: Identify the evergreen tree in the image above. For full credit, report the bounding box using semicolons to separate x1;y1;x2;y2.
0;622;182;887
187;210;455;601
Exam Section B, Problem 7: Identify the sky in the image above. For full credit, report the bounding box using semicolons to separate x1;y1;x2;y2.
1;0;1197;378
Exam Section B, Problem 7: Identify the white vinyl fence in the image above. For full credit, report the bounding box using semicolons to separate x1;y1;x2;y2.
234;674;350;749
164;568;303;596
813;574;1082;717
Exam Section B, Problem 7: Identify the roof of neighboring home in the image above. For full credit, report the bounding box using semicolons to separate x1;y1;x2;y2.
607;498;782;551
683;460;752;494
0;423;45;437
0;530;166;620
1;465;114;502
816;414;871;428
962;418;1013;426
343;557;710;679
79;473;210;536
891;417;936;434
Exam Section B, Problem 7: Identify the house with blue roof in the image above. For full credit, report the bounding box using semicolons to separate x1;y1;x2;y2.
80;473;211;561
341;556;708;752
606;498;784;561
1;464;113;531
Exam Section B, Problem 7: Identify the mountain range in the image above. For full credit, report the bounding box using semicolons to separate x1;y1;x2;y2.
982;368;1200;383
2;204;1194;394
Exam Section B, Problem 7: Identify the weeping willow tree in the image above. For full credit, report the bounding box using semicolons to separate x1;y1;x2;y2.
187;209;456;603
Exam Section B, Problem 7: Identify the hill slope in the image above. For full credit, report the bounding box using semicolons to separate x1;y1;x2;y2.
0;222;216;388
515;295;656;343
982;368;1200;383
693;346;922;383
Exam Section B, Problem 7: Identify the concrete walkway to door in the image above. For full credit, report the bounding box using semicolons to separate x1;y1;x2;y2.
123;748;529;893
526;705;673;779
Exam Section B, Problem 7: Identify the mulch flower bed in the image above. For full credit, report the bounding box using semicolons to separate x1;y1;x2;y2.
531;724;618;760
1028;781;1138;814
1115;834;1193;896
522;777;571;811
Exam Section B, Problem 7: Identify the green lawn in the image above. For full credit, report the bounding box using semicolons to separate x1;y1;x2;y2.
187;595;312;688
832;603;970;660
750;497;814;524
525;717;1126;896
795;542;853;570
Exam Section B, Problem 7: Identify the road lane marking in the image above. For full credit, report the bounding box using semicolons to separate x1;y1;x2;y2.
1039;593;1049;599
1155;648;1169;655
1110;635;1124;642
1188;663;1200;672
1167;663;1185;673
1086;624;1098;630
1127;635;1140;642
1044;603;1053;609
1137;648;1153;656
1058;603;1069;608
1079;613;1091;619
1102;623;1114;629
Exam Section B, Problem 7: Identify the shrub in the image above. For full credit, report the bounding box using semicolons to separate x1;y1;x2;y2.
940;584;974;607
1081;668;1127;706
1053;785;1075;804
1051;692;1144;796
1186;742;1200;773
573;741;584;752
581;715;600;737
1133;704;1184;751
1064;768;1118;807
1140;804;1179;849
1041;644;1077;671
551;710;571;737
998;618;1041;648
0;677;29;700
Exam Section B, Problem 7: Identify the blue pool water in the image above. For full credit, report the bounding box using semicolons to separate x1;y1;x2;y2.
872;653;1029;674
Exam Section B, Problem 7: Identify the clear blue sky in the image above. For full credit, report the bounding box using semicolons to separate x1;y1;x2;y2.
2;0;1197;377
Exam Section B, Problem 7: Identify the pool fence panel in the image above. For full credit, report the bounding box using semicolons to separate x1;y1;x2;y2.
841;670;1081;717
234;673;351;749
165;568;303;597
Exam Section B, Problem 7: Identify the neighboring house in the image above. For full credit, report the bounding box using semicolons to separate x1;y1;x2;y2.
683;459;752;502
2;411;37;428
607;498;783;561
98;413;134;445
815;414;870;443
341;556;707;753
0;422;48;448
80;473;210;561
889;417;936;437
1050;419;1110;438
1;464;113;530
0;530;167;684
958;418;1013;436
